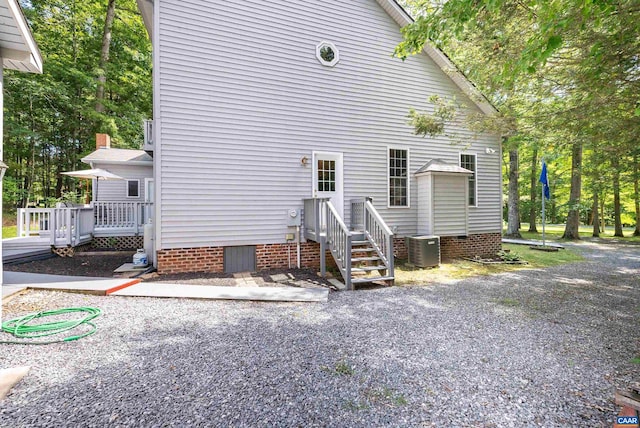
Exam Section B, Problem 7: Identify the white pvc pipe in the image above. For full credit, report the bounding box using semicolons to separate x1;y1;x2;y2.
296;225;301;269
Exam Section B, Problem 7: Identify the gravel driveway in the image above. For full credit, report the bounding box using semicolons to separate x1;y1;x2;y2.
1;240;638;427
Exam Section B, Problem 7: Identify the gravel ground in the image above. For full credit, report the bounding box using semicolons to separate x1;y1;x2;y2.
0;240;638;427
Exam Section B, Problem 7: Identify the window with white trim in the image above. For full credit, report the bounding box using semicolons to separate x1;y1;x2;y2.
388;148;408;207
126;179;140;198
460;154;476;206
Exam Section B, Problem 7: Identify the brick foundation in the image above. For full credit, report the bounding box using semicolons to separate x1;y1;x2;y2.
439;232;502;260
156;232;501;274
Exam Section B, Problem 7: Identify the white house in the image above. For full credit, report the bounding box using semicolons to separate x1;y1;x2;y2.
136;0;503;287
81;134;153;206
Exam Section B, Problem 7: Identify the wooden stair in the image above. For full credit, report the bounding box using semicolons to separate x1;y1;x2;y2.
347;238;394;286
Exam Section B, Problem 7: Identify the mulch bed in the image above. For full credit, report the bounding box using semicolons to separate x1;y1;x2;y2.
5;253;134;278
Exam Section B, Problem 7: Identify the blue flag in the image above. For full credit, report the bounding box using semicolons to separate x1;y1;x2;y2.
539;162;550;200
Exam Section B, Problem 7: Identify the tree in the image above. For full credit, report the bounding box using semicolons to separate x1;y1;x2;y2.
398;0;640;240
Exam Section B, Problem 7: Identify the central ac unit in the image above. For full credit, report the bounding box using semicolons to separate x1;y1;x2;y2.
405;235;440;268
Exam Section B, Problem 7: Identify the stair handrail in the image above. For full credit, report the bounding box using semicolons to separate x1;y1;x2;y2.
325;200;353;290
363;200;394;278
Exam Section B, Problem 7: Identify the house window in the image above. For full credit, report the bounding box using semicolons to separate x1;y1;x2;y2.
317;159;336;191
316;41;340;67
388;148;408;207
460;154;477;206
127;179;140;198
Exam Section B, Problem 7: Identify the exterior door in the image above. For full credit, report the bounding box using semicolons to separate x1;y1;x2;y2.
312;152;343;218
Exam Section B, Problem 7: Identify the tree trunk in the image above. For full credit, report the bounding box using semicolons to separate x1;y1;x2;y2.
600;195;606;233
95;0;117;114
505;148;522;238
612;157;624;237
592;190;600;237
562;142;582;240
528;148;538;232
634;155;640;236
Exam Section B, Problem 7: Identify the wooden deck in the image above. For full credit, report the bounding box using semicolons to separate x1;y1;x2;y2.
12;201;152;252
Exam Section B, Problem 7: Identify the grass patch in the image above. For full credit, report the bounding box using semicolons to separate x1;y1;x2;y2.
512;223;640;243
494;297;521;307
631;357;640;364
321;359;355;376
2;225;17;239
364;387;407;406
394;243;583;286
343;400;369;411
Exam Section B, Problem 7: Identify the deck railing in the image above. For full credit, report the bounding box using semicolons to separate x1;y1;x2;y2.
18;208;52;238
93;201;152;235
363;199;394;278
17;201;153;247
303;197;329;241
19;207;94;246
325;200;353;290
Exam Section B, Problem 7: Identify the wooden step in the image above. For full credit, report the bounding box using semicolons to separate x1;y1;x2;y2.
351;247;375;253
351;265;388;273
351;256;381;263
351;275;395;284
351;240;370;246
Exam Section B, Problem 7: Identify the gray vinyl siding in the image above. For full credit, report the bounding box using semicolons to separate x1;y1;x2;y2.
156;0;502;249
432;175;468;236
92;163;153;202
416;175;433;235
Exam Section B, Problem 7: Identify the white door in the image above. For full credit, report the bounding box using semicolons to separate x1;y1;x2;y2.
312;152;343;218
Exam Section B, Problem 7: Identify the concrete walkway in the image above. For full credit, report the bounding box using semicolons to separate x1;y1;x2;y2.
3;272;139;296
112;282;328;302
2;271;329;303
502;237;565;248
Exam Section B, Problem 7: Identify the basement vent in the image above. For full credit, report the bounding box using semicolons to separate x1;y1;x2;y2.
224;246;256;273
405;236;440;268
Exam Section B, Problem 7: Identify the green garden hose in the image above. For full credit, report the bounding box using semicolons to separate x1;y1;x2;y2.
0;307;102;345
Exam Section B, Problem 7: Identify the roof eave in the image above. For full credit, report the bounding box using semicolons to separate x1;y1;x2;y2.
1;0;43;73
136;0;153;39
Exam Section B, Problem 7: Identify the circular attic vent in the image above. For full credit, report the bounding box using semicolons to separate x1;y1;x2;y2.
316;41;340;67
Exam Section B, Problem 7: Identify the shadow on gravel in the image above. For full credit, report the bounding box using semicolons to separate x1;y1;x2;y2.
2;284;637;427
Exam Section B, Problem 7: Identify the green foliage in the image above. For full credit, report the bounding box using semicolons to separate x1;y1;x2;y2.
407;95;458;137
4;0;151;206
399;0;640;235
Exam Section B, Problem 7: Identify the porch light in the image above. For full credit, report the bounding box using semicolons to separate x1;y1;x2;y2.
0;160;8;181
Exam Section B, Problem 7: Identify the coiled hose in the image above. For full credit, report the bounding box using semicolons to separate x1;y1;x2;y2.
1;307;102;345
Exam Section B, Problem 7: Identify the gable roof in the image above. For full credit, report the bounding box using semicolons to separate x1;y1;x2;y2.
0;0;43;73
82;148;153;165
135;0;497;116
375;0;496;116
415;159;473;175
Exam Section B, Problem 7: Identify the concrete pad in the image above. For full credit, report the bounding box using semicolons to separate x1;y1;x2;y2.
2;272;139;295
2;285;27;300
0;366;30;400
502;238;564;248
113;263;149;273
111;282;329;303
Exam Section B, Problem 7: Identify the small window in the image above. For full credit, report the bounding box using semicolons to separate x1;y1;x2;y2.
317;159;336;192
460;154;477;206
316;41;340;67
388;148;409;207
127;179;140;198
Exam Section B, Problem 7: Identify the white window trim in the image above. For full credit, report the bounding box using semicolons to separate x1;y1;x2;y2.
459;152;478;208
126;179;140;198
315;41;340;67
387;146;410;209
